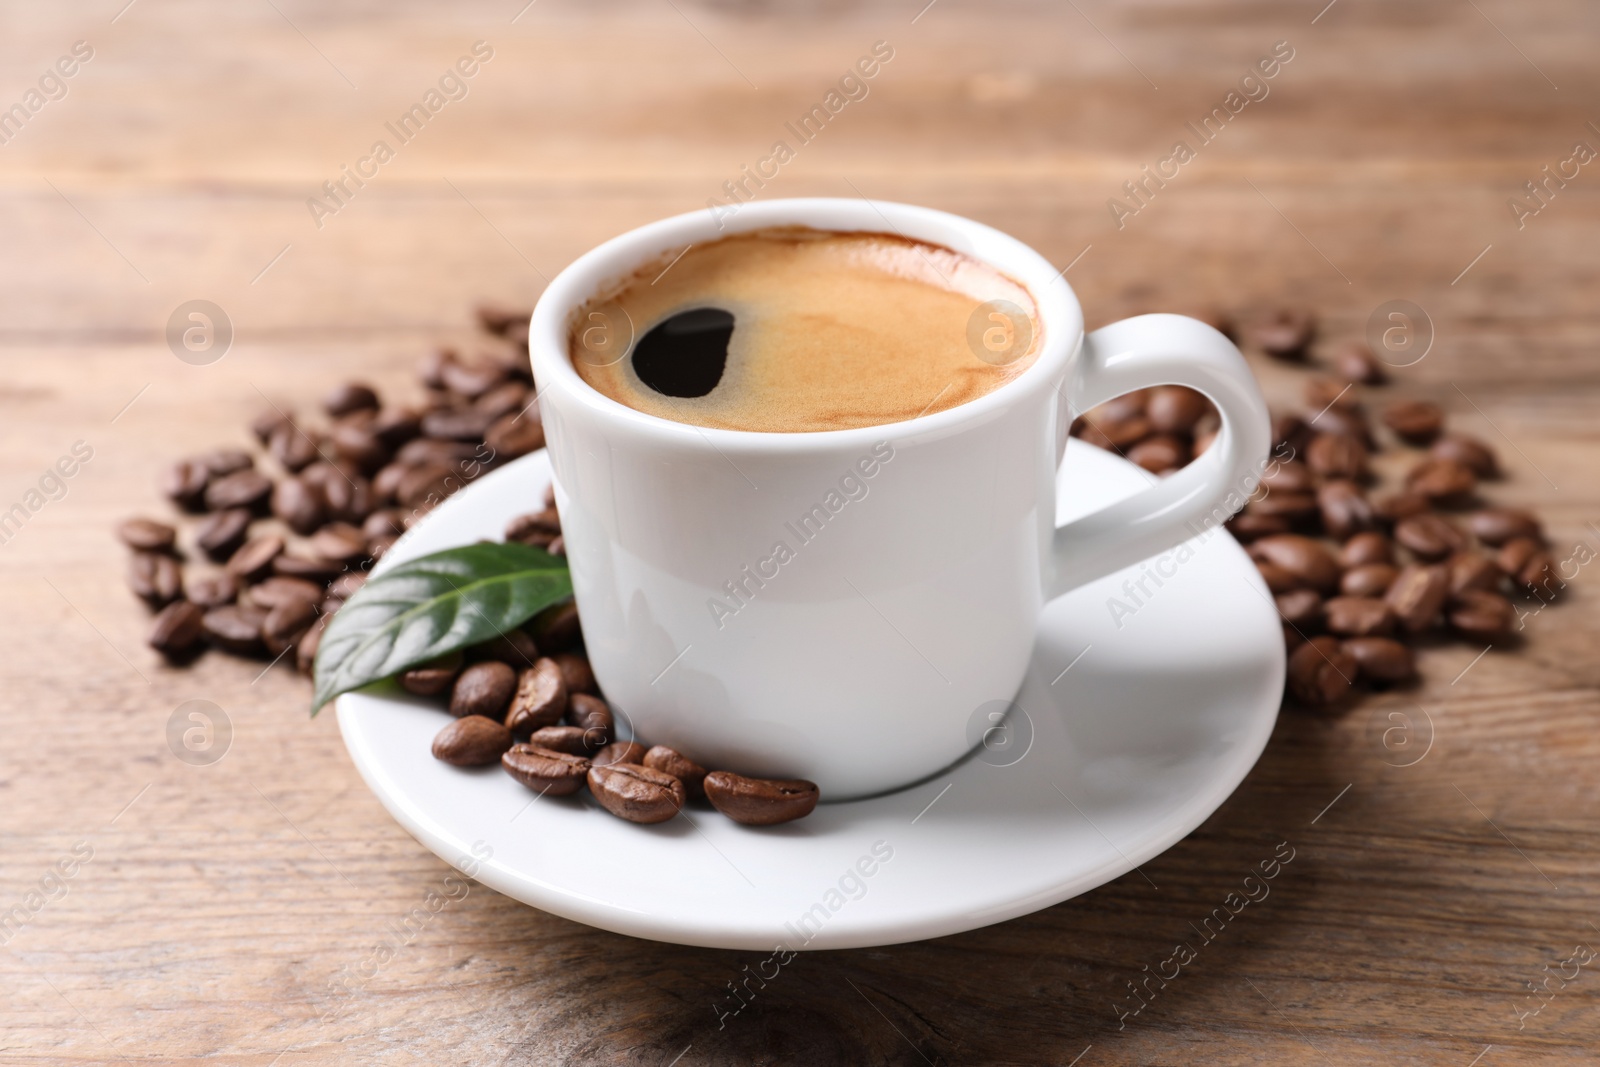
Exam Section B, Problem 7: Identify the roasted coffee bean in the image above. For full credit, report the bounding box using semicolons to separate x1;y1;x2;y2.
502;744;590;796
267;423;320;472
1382;399;1445;445
1307;433;1367;479
1447;551;1504;595
506;509;562;548
202;447;254;477
1274;589;1323;629
486;413;550;460
704;771;820;826
506;657;572;735
244;576;322;611
475;380;531;420
440;357;509;399
320;594;345;619
205;468;273;513
432;716;514;767
1317;480;1375;540
1394;513;1466;561
1227;513;1290;543
201;604;267;655
129;552;183;606
323;381;380;417
526;725;590;755
1089;414;1153;451
263;597;318;656
371;462;407;504
225;534;282;580
1310;405;1372;446
310;522;369;563
271;476;325;535
187;571;239;608
1514;549;1560;599
589;763;686;823
1286;636;1358;710
273;553;345;581
592;740;647;768
1248;491;1320;523
162;458;210;511
643;746;709;799
469;629;541;667
1339;531;1394;568
295;620;323;675
552;651;596;694
399;651;464;697
1406;458;1476;507
1128;434;1189;473
1256;560;1303;594
1341;563;1398;598
1496;536;1542;578
530;600;581;651
421;408;496;441
1246;308;1315;360
483;412;547;463
450;661;518;719
1145;386;1208;434
1373;490;1431;525
1331;340;1385;384
1470;507;1542;547
1090;390;1148;422
1323;596;1395;637
398;462;463;509
372;408;422;450
362;509;407;540
148;600;205;656
566;691;613;744
1385;564;1450;633
1342;637;1415;683
1431;435;1498;478
1261;460;1316;495
251;407;293;444
117;517;177;553
330;421;388;473
328;572;367;600
1251;535;1342;593
1305;377;1360;412
368;536;397;562
318;471;374;524
1449;589;1516;642
195;507;252;560
1272;413;1312;455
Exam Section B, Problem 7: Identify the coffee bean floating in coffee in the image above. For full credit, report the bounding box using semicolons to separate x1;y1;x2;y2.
630;307;735;398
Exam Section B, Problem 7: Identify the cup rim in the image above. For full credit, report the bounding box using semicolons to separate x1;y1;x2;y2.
528;197;1083;451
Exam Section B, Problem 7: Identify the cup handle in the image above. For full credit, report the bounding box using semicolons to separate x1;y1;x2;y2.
1047;313;1272;600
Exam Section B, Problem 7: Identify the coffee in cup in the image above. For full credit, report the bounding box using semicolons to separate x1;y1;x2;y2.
568;227;1040;433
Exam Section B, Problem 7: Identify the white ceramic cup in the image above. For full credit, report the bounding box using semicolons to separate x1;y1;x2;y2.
529;198;1270;800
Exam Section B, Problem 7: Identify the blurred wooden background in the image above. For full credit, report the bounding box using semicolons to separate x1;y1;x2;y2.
2;0;1599;1063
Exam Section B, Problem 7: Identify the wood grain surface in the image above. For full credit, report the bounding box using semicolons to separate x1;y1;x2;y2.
3;1;1599;1063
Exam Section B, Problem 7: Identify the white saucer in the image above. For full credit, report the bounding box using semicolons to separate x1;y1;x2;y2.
337;441;1285;950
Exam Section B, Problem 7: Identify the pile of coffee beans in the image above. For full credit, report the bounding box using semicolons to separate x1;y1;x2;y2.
419;537;819;827
117;305;545;669
1071;308;1559;713
117;303;820;826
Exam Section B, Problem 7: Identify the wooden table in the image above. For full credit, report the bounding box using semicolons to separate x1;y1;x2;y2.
3;1;1597;1063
